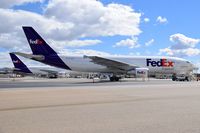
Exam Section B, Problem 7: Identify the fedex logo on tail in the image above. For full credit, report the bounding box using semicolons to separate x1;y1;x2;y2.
29;39;43;45
146;58;174;67
12;60;20;64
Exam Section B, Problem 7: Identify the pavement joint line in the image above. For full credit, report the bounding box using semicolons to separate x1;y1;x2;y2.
0;95;198;112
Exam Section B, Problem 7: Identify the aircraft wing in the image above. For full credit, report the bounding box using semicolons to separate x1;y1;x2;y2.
84;56;138;72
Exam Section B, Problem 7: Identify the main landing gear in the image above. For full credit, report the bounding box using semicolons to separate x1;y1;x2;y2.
109;76;121;81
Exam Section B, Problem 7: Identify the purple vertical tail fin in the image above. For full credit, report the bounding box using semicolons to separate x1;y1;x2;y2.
9;53;32;73
22;27;57;55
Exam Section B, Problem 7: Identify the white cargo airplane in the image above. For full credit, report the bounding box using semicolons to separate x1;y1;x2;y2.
13;27;196;81
9;53;59;78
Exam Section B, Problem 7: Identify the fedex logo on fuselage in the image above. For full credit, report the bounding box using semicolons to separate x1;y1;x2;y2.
146;58;174;67
137;71;146;74
29;39;43;45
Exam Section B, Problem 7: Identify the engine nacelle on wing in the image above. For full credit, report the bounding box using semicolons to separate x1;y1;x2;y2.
127;69;135;74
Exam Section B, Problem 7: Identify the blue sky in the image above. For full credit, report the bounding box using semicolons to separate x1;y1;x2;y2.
0;0;200;68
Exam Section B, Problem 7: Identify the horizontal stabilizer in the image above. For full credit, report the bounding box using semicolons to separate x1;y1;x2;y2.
12;52;45;61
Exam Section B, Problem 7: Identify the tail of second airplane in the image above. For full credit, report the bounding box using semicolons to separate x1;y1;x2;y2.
9;53;32;73
22;26;57;55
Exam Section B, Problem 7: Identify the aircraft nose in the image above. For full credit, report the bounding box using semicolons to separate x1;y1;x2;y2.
192;64;199;70
189;63;198;71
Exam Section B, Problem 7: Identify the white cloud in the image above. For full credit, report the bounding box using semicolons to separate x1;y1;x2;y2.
0;51;13;67
144;18;150;23
129;52;141;56
156;16;168;24
170;33;200;49
159;47;174;56
181;48;200;56
145;39;154;46
159;33;200;57
45;0;142;37
159;47;200;57
0;32;30;51
49;39;102;48
0;0;44;8
0;8;74;51
114;37;140;49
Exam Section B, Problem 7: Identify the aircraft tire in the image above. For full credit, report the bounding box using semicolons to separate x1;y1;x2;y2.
110;77;114;81
110;76;120;81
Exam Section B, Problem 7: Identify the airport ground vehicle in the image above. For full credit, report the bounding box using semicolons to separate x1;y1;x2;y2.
176;74;189;81
13;27;196;81
172;74;191;81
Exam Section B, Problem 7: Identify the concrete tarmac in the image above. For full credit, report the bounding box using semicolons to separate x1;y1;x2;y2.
0;78;200;133
0;77;184;89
